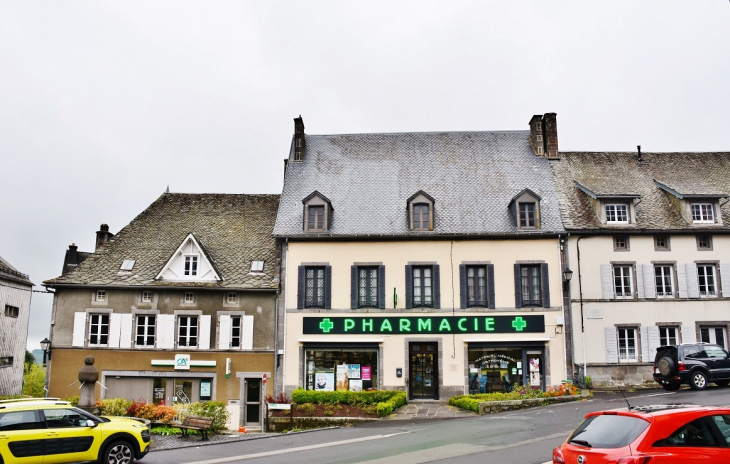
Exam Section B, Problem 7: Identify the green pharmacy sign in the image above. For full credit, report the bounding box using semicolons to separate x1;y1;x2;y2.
303;315;545;335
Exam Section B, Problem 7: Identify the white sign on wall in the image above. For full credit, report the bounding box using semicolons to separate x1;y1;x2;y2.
175;354;191;370
586;307;603;319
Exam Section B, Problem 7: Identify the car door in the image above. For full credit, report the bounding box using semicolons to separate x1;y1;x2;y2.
651;416;728;463
41;408;101;464
0;409;46;463
703;345;730;380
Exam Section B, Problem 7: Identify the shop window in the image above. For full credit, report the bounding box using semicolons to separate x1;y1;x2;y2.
351;265;385;309
405;264;440;309
514;263;550;308
467;346;544;393
297;265;332;309
305;347;378;391
88;314;109;346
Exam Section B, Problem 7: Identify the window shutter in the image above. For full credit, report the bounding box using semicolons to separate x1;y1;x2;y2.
378;265;386;309
600;264;614;299
640;326;650;362
514;264;522;308
541;263;550;308
719;263;730;297
642;265;656;299
351;266;358;309
677;264;688;298
297;266;305;309
199;315;211;350
405;265;413;309
487;264;496;309
218;315;231;350
242;315;254;350
680;325;696;344
636;265;645;299
433;265;441;309
324;265;332;309
119;314;133;349
647;326;660;360
158;314;175;349
108;313;121;348
72;312;87;347
459;264;466;309
605;327;618;363
685;264;700;298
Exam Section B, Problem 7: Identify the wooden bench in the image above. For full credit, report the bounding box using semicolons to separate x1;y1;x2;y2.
177;415;214;441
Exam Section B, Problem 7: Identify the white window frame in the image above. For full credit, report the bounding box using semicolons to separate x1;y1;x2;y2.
88;313;110;346
613;265;634;298
605;204;629;224
697;264;717;297
120;259;136;270
95;290;106;302
617;327;638;362
659;326;679;346
654;265;674;298
230;315;242;348
141;291;152;303
177;315;199;348
691;203;714;223
701;327;728;349
135;315;156;347
184;292;195;304
251;260;265;272
227;292;237;304
518;202;536;228
183;255;199;276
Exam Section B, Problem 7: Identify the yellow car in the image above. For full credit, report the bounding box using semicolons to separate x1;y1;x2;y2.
0;398;150;464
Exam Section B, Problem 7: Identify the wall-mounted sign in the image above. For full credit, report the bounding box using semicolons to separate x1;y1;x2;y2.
303;315;545;335
200;380;211;401
175;354;191;370
151;357;217;368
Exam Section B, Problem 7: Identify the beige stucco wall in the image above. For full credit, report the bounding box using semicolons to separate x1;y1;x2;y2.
283;239;567;395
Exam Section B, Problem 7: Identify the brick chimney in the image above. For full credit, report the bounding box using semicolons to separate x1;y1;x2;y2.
528;113;559;159
95;224;114;251
293;116;305;161
67;243;78;265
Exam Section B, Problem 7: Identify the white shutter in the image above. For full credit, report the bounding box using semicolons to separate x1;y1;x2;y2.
218;315;231;350
720;263;730;297
198;315;211;350
677;264;688;298
108;313;121;348
681;325;695;344
72;312;87;347
640;326;650;362
686;264;700;298
605;327;618;363
636;265;645;299
242;315;254;350
601;265;615;299
158;314;175;349
119;314;133;349
643;264;656;299
647;326;661;360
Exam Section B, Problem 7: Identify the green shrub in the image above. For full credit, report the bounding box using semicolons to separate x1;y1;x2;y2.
291;389;404;406
186;401;229;432
448;396;481;412
296;403;315;416
151;425;188;436
375;392;407;417
97;398;132;417
22;364;46;397
64;396;79;407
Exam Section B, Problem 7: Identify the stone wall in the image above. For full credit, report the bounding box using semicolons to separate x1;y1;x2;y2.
478;394;583;415
587;363;655;387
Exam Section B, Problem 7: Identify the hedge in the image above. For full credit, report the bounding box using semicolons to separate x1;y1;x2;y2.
449;385;580;412
291;389;407;417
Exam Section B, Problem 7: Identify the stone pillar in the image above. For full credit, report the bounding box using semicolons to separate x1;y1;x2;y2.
78;356;99;414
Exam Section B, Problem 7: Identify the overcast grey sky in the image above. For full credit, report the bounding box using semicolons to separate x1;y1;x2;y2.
1;1;728;351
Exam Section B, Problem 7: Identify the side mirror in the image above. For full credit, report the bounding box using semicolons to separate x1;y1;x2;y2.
86;420;96;428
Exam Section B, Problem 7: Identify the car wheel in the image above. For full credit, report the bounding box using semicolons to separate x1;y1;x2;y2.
656;356;675;376
662;383;681;391
715;380;730;388
689;371;708;390
102;439;135;464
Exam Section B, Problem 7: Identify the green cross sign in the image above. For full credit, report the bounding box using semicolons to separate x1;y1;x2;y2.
512;317;527;331
319;318;334;333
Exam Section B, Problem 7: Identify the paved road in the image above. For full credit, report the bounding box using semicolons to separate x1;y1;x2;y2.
142;387;730;464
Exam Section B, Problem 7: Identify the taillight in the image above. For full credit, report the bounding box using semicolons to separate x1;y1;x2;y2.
552;447;565;463
678;361;687;372
606;456;652;464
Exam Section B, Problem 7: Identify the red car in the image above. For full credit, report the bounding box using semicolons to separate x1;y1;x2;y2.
552;404;730;464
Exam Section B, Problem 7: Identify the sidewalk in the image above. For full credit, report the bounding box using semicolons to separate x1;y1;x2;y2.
152;431;277;451
381;400;477;421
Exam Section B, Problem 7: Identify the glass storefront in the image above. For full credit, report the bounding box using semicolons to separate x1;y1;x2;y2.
305;346;378;391
467;344;545;393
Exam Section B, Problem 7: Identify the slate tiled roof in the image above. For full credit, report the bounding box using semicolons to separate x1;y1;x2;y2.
274;131;565;237
550;152;730;230
44;194;280;289
0;256;32;286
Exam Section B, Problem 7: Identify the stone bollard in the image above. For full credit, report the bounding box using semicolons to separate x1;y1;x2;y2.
77;356;100;414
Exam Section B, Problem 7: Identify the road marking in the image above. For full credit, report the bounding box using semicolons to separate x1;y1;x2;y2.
633;392;676;398
186;431;411;463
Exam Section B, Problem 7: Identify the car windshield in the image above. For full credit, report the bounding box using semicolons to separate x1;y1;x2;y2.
568;414;649;449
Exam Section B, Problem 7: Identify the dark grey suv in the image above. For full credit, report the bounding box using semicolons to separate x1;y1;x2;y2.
654;343;730;391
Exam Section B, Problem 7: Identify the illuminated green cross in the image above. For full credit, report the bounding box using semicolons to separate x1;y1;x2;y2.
319;318;334;333
512;317;527;331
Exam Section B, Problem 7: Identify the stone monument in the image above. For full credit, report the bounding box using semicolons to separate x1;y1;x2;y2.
77;356;99;414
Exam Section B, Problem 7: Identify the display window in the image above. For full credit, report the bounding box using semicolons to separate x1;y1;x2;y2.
305;347;378;391
467;345;544;394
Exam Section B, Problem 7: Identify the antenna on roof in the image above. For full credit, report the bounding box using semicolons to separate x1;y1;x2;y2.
637;145;643;162
617;385;633;410
165;185;170;193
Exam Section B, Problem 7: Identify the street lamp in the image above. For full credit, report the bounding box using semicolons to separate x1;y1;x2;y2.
562;268;573;290
40;338;51;366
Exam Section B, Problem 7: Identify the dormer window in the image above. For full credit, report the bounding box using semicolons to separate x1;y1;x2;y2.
156;233;221;282
407;191;435;232
519;203;536;228
691;203;715;223
605;204;629;224
509;189;541;230
302;191;333;233
184;255;198;276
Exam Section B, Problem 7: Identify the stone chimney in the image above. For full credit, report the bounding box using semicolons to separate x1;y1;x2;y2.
67;243;78;265
95;224;114;251
528;113;559;159
293;116;305;161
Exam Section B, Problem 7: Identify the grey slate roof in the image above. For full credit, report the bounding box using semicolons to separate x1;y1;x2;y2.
274;131;565;237
550;152;730;231
0;255;32;286
44;193;280;289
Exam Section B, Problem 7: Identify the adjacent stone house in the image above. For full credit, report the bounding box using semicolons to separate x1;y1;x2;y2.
0;256;33;396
